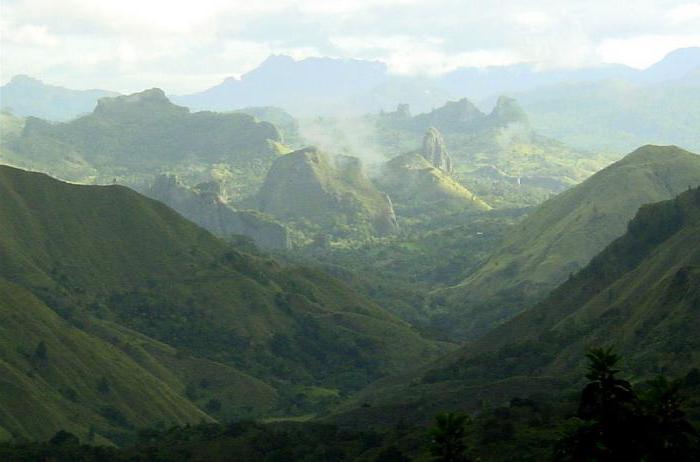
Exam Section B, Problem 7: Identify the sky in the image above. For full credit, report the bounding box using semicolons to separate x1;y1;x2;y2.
1;0;700;93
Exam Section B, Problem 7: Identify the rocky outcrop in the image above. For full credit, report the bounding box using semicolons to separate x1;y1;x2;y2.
256;147;399;235
378;151;490;213
422;127;453;174
486;95;529;127
145;175;290;250
382;96;530;136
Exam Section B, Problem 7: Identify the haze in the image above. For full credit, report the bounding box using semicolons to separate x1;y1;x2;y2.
1;0;699;93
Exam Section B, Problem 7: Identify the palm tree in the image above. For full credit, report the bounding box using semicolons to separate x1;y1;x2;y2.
428;412;472;462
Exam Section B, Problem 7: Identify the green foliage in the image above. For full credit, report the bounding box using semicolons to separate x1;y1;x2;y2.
438;145;700;341
428;413;472;462
556;349;698;461
33;340;47;361
0;164;443;440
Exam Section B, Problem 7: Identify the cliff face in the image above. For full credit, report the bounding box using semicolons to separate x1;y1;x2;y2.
378;128;489;213
256;147;399;235
145;175;290;250
422;127;453;174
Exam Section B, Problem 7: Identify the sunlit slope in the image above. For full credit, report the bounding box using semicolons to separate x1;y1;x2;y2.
0;165;443;437
334;184;700;428
0;279;210;442
440;145;700;339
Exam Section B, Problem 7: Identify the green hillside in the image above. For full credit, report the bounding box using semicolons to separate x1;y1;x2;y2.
256;147;399;237
438;145;700;340
375;97;614;208
332;182;700;432
0;164;445;440
518;79;700;153
2;89;284;201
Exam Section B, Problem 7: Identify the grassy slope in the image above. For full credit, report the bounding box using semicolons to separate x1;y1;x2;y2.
438;145;700;339
0;164;444;439
519;79;700;153
335;185;700;427
379;152;491;212
0;279;210;442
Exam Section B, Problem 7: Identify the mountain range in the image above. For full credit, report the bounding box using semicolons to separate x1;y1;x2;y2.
333;163;700;433
0;164;445;442
435;145;700;340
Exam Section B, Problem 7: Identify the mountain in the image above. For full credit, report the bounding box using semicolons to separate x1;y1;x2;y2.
639;47;700;83
233;106;302;146
174;55;389;115
517;77;700;153
0;75;117;121
380;95;529;135
333;180;700;430
374;97;610;208
3;88;285;201
378;128;490;213
0;164;444;440
142;174;290;250
437;145;700;340
256;147;399;236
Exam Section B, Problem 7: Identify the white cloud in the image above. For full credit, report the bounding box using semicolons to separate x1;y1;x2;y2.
1;0;700;92
667;3;700;24
598;34;700;68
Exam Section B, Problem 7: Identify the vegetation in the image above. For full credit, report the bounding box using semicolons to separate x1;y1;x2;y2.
436;145;700;340
0;165;445;442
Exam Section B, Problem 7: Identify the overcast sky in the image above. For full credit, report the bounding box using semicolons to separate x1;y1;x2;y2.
1;0;700;93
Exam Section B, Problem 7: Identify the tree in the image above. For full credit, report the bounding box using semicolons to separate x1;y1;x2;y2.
556;348;698;461
639;376;698;461
556;348;643;461
34;340;47;360
428;412;472;462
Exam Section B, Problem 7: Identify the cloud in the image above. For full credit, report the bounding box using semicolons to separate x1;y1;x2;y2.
598;33;700;68
1;0;699;92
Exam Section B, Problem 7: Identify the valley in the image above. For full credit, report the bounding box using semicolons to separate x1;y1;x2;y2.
0;32;699;461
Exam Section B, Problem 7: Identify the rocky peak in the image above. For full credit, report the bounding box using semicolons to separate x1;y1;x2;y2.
145;174;290;249
422;127;454;174
95;88;188;117
488;96;528;125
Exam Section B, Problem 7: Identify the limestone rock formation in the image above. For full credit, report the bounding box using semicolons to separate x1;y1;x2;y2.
145;174;290;250
256;147;399;235
378;151;490;213
422;127;453;174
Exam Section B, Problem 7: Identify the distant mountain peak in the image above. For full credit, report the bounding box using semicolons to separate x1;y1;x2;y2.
8;74;42;85
95;88;187;116
489;95;528;125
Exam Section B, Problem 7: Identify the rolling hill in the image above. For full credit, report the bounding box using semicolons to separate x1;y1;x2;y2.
436;145;700;340
333;180;700;429
0;164;445;441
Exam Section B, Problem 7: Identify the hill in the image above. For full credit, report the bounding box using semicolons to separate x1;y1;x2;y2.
256;147;399;236
517;77;700;153
333;181;700;430
378;128;490;213
0;165;444;440
375;97;613;208
0;75;117;121
142;174;290;250
437;145;700;340
1;88;286;207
